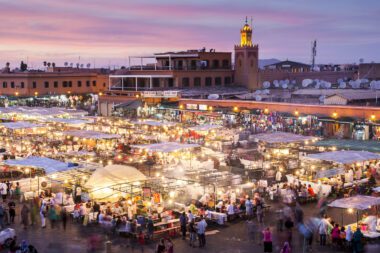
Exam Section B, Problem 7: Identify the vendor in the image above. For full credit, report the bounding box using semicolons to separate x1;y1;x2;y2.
362;213;377;232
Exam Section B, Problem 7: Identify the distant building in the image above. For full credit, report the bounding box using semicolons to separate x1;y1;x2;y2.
0;70;108;96
264;60;311;72
359;63;380;80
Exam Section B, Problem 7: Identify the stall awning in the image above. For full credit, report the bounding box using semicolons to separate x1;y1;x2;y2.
42;118;89;125
131;142;199;153
61;130;121;140
305;150;380;164
1;121;43;129
131;120;177;127
85;165;146;189
328;195;380;210
188;124;222;132
4;156;75;174
114;100;142;110
251;132;318;144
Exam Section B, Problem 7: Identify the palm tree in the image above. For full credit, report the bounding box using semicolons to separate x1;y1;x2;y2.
47;62;51;67
52;62;56;68
43;61;47;67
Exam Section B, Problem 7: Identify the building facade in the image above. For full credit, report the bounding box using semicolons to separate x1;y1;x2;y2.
0;70;108;96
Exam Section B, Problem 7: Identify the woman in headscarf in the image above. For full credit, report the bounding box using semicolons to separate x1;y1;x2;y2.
352;227;364;253
280;241;291;253
346;225;353;246
21;204;30;229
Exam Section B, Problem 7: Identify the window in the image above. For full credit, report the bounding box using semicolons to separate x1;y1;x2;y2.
168;78;174;88
62;81;68;87
182;77;190;87
10;82;15;88
2;82;7;88
68;81;72;87
92;80;96;87
103;83;106;87
222;59;229;68
224;76;231;85
54;81;58;88
194;77;201;87
44;81;49;88
86;80;90;87
153;78;160;88
77;81;82;87
212;60;219;69
32;81;37;89
21;82;25;88
215;77;222;86
205;77;212;86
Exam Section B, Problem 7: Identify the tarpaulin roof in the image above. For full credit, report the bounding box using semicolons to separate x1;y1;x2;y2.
1;121;44;129
131;142;200;153
305;150;380;164
85;165;146;189
61;130;120;140
131;120;177;127
328;195;380;210
251;132;317;144
188;124;222;132
4;156;75;174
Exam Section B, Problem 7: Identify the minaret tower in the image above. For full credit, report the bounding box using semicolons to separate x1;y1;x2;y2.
234;17;259;90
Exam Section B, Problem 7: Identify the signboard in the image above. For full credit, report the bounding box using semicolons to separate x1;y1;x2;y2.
315;167;345;179
142;187;151;198
199;104;208;111
186;104;198;110
142;91;180;98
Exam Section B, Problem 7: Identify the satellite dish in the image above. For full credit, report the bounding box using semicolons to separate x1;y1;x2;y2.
281;83;288;89
319;95;325;102
255;95;262;101
255;90;262;95
263;81;270;89
263;89;270;95
314;83;320;89
302;79;313;87
324;82;331;89
376;81;380;90
370;80;376;89
207;94;219;100
337;78;343;83
273;80;279;87
291;80;296;85
339;82;346;89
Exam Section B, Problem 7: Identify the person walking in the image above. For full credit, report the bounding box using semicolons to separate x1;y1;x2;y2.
256;199;264;225
48;205;58;229
197;215;207;248
262;227;273;253
155;238;166;253
40;202;46;228
188;221;197;247
245;197;253;219
147;217;154;240
8;200;16;224
0;181;8;202
352;228;364;253
165;238;173;253
0;204;5;229
21;204;30;229
61;207;67;230
179;211;188;240
318;218;328;246
346;225;353;247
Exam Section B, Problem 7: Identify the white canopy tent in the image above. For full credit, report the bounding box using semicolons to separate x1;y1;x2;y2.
42;118;89;126
251;132;317;144
61;130;120;140
305;150;380;164
85;165;147;199
1;122;44;130
131;142;200;153
188;125;222;132
328;195;380;210
4;156;76;174
0;106;88;119
131;120;177;127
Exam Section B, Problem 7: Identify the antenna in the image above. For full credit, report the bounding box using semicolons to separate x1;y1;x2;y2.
311;40;317;70
245;16;248;24
250;16;253;27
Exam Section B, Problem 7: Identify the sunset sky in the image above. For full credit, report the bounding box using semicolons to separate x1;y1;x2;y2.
0;0;379;68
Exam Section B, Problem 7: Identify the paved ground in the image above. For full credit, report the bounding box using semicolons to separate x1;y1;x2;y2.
1;199;379;253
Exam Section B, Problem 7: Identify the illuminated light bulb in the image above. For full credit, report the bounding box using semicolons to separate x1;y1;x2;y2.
169;191;175;198
348;208;353;214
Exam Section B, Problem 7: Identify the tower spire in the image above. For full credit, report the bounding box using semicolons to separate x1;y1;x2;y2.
245;16;248;24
